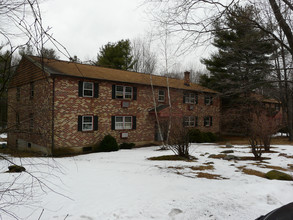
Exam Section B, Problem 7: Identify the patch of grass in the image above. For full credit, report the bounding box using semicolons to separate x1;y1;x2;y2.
148;155;197;162
238;156;271;161
279;153;293;159
196;172;226;180
259;164;288;172
240;168;266;178
208;154;226;159
0;148;46;157
190;165;214;171
167;166;185;170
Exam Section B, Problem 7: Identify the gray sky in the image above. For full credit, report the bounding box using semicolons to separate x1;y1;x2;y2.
41;0;150;61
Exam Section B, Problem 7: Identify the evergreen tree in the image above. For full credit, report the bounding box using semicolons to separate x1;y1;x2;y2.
200;4;275;98
96;39;136;70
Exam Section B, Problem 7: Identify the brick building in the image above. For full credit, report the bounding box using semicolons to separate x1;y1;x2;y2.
7;55;220;154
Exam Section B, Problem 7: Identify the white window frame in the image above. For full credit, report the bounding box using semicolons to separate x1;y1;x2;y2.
158;90;165;102
115;116;132;130
82;116;93;131
204;116;212;127
185;93;197;104
184;116;195;127
115;85;133;100
83;82;94;97
204;95;213;105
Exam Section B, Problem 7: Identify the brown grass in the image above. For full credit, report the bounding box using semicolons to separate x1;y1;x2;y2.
258;164;288;172
241;168;266;178
190;165;214;171
148;155;196;162
196;172;226;179
208;154;226;159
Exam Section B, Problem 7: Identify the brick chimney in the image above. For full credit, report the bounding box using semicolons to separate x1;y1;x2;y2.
184;71;190;86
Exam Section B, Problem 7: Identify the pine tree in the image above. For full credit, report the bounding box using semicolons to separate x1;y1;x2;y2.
96;39;136;71
200;4;275;99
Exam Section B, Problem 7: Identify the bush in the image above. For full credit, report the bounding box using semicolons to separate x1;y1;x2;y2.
95;135;119;152
188;129;217;143
119;142;135;149
188;129;203;143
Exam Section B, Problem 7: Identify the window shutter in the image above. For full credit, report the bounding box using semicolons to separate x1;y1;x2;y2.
112;85;116;99
183;93;186;103
132;116;136;129
94;83;99;98
210;97;213;105
210;116;213;126
111;116;115;130
94;116;98;130
78;81;83;97
78;116;82;131
133;87;137;100
196;94;198;104
195;116;198;127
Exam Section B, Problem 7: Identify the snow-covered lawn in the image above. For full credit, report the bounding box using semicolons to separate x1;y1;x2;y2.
1;143;293;220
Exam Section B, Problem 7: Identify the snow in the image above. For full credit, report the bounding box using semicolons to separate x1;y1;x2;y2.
0;133;7;145
0;143;293;220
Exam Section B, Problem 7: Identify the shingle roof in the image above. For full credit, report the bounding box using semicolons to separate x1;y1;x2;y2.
27;56;218;94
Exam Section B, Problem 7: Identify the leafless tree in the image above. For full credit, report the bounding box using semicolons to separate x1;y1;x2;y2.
131;35;157;74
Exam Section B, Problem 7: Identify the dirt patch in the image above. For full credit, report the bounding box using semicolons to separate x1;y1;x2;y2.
279;153;293;159
208;154;226;159
238;156;271;161
218;136;293;145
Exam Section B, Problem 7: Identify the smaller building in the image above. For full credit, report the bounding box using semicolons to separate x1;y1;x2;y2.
7;56;220;154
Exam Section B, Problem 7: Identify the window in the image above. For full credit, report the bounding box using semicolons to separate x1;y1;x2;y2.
204;95;213;105
30;82;34;99
204;116;213;127
184;92;198;104
83;82;94;97
16;87;20;101
29;113;34;130
184;116;197;127
115;116;132;130
115;85;132;99
158;90;165;102
82;116;93;131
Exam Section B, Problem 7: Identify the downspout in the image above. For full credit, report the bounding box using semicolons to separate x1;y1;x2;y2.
51;76;55;156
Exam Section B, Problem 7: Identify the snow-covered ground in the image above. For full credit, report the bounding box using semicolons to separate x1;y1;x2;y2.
0;143;293;220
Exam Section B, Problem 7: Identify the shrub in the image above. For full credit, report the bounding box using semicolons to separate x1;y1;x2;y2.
188;129;218;143
119;142;135;149
95;135;119;152
188;129;203;143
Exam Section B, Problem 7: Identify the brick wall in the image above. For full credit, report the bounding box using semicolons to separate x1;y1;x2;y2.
53;75;220;150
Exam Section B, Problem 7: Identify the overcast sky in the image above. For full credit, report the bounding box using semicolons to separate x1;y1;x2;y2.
41;0;151;61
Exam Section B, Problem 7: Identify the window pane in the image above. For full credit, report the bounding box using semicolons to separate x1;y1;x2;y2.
84;90;93;96
116;116;123;122
83;116;92;123
84;82;93;89
124;93;132;99
125;87;132;93
116;86;123;92
83;124;92;130
115;122;123;130
124;122;132;129
125;116;132;123
159;90;164;95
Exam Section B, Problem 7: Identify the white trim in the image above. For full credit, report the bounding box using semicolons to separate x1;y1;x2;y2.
115;85;133;99
158;90;165;102
115;116;132;130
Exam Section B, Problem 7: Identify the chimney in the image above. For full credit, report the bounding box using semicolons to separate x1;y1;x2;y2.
184;71;190;86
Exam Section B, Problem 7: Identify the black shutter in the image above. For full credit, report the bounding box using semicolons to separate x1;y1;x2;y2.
195;116;198;127
78;81;83;97
94;83;99;98
183;93;186;103
111;116;115;130
183;117;186;127
94;116;98;130
196;94;198;104
78;116;82;131
133;87;137;100
210;116;213;126
210;97;213;105
112;85;116;99
132;116;136;129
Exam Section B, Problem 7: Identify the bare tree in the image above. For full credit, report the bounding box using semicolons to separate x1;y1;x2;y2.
131;35;157;74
